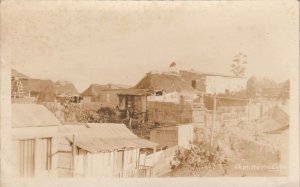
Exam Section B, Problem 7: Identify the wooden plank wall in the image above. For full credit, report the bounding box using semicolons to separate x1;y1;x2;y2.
147;101;193;125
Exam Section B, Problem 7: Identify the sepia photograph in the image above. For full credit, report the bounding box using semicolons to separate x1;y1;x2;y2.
0;1;299;187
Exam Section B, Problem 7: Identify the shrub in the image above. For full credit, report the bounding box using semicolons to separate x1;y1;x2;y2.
172;143;227;176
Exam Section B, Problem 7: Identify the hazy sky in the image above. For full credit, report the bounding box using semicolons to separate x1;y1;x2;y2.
1;1;298;92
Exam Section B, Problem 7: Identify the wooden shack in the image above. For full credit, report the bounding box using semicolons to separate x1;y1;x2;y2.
81;84;131;108
58;123;158;178
11;104;61;177
149;124;194;149
118;89;153;113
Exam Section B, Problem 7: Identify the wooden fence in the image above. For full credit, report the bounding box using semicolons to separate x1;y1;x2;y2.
147;101;193;125
113;166;153;178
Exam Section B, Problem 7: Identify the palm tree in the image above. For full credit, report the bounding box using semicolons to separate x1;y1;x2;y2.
230;53;247;77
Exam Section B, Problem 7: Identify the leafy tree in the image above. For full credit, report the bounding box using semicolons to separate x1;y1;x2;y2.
230;53;247;77
246;76;259;98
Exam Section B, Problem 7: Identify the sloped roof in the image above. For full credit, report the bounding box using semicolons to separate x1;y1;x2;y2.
180;70;245;79
81;84;109;96
282;80;290;90
117;88;154;96
264;125;289;134
11;79;57;101
60;123;158;152
21;79;56;93
247;76;281;90
12;104;61;128
81;83;130;96
134;72;198;93
11;69;30;79
55;80;79;96
20;79;57;101
107;83;131;89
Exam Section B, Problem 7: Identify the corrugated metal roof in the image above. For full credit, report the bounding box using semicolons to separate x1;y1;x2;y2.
60;123;158;153
12;104;61;128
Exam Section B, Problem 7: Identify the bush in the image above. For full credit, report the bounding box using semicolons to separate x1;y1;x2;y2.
172;143;227;176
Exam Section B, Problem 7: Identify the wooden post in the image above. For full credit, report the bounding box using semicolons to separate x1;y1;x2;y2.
152;147;156;177
140;121;143;136
152;110;155;126
248;99;250;121
260;103;263;122
33;137;37;177
162;95;165;124
84;152;87;177
137;148;140;167
210;93;217;152
113;150;116;177
121;151;125;177
72;134;75;178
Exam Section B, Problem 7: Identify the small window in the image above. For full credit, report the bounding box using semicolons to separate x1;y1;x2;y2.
156;91;163;96
225;89;229;95
192;80;196;88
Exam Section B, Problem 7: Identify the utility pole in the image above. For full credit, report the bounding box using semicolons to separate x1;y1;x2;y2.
248;98;250;121
127;108;132;129
72;134;75;177
210;93;217;152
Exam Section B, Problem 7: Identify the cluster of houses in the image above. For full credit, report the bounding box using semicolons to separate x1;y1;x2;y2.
11;69;80;103
10;68;290;178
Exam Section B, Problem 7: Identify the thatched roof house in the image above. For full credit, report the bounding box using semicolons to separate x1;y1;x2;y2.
11;69;80;102
55;80;79;97
80;83;131;106
81;84;109;97
11;68;30;80
134;71;197;93
81;83;131;97
12;79;57;102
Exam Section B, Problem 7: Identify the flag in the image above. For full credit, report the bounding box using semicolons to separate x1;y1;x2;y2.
169;62;176;68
